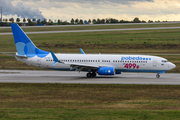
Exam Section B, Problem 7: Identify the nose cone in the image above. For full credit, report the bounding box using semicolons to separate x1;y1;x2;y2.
169;62;176;70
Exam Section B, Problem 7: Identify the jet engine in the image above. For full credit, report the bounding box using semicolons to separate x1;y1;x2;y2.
98;67;115;75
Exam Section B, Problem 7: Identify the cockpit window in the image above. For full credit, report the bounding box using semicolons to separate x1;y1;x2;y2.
162;60;169;63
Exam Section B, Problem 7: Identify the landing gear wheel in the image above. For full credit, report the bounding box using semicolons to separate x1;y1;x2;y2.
91;72;97;78
86;73;91;78
156;74;160;78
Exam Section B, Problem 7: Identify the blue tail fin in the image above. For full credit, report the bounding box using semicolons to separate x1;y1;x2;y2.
11;23;49;58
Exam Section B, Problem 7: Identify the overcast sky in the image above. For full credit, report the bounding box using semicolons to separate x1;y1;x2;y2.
1;0;180;22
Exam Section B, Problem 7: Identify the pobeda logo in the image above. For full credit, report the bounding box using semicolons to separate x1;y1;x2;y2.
121;56;151;61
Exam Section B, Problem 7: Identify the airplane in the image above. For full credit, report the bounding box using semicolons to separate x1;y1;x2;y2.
10;23;176;78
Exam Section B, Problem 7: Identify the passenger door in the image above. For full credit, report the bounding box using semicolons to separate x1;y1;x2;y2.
37;58;41;66
153;58;157;67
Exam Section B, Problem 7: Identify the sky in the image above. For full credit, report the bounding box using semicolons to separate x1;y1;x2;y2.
1;0;180;22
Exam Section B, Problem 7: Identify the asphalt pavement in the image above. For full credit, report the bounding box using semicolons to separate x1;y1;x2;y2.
0;70;179;85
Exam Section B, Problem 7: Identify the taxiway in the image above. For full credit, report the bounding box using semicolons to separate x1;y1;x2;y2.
1;27;180;35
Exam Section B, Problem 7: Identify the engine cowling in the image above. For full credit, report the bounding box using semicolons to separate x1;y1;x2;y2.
98;67;115;75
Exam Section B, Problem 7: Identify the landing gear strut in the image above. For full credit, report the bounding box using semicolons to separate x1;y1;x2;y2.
86;72;97;78
156;74;160;78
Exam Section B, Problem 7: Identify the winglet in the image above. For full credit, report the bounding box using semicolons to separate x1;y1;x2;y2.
79;48;85;54
50;51;60;66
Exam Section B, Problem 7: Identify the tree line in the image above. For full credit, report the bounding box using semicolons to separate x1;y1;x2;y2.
0;17;168;26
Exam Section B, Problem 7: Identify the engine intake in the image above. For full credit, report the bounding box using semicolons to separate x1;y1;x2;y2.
98;67;115;75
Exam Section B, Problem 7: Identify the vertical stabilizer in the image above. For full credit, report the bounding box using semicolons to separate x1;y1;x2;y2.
11;23;49;58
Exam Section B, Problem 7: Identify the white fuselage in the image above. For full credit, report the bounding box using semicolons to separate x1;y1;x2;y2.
16;53;176;73
10;23;176;78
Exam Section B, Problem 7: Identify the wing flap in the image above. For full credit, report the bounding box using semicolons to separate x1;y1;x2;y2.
64;62;99;71
68;63;99;68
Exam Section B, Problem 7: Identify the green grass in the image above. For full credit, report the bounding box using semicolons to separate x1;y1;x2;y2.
0;29;180;52
1;108;180;120
1;84;180;119
29;29;180;46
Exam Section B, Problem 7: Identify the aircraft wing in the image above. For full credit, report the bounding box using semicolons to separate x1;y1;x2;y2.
64;62;99;71
79;48;85;54
50;51;100;71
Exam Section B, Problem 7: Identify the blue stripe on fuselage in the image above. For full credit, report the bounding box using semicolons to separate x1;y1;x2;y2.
48;68;167;74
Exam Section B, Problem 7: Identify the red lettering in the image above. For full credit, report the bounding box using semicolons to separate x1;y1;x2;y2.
129;63;132;69
124;63;129;69
133;63;136;69
136;65;139;69
123;63;139;69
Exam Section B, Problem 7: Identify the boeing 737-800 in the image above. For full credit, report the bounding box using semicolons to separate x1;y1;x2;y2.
10;23;176;78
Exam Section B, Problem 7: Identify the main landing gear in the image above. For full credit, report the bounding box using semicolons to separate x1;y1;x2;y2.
156;74;160;78
86;72;97;78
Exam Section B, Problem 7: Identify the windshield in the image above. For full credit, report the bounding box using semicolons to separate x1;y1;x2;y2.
162;60;169;63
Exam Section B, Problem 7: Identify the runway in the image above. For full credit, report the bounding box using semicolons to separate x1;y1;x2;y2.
0;70;180;85
1;27;180;35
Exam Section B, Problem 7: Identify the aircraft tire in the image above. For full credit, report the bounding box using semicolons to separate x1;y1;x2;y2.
86;73;91;78
156;74;160;78
91;72;96;78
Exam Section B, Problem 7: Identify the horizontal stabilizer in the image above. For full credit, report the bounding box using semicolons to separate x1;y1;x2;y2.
4;53;28;58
